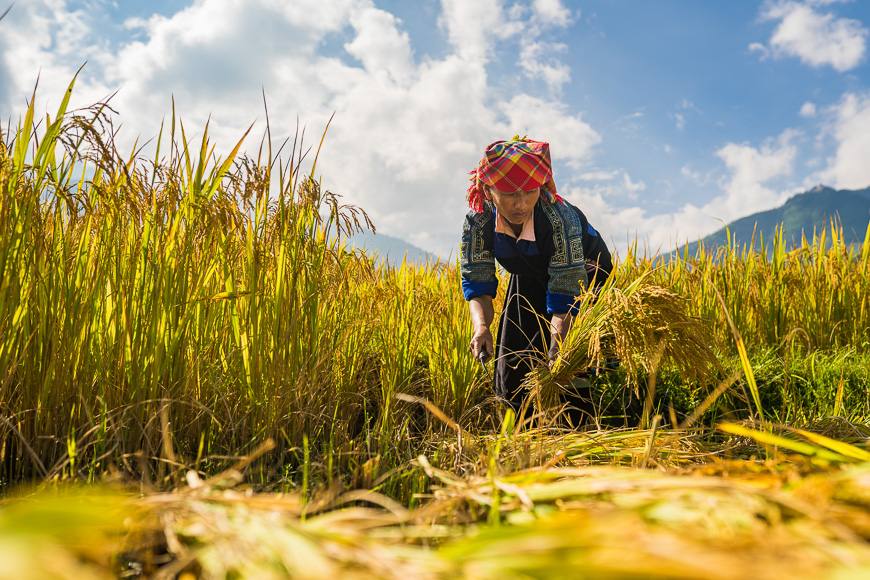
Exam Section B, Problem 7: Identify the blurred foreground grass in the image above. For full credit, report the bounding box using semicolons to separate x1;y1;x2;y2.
5;421;870;580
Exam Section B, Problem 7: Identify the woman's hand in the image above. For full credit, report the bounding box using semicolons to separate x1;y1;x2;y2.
549;312;573;370
470;326;494;362
548;338;560;369
468;295;495;362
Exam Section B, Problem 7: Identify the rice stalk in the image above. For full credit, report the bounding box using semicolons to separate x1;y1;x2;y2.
528;273;720;420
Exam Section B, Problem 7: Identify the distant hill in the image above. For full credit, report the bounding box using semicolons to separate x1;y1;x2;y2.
349;230;437;266
674;185;870;257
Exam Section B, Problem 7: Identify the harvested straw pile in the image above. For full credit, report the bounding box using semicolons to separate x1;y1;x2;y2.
528;275;721;419
4;423;870;580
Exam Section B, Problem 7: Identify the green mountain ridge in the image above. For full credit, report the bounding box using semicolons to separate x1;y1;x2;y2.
674;185;870;257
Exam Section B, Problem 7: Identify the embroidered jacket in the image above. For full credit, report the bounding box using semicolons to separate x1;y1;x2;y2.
460;199;610;314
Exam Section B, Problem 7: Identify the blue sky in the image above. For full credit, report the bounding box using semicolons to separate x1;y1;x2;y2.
2;0;869;256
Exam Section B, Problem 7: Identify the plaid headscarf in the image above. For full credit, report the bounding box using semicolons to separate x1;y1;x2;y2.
467;135;561;212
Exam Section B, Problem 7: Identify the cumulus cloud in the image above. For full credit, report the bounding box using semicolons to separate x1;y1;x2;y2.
617;171;646;199
439;0;515;62
0;0;113;111
756;1;868;71
531;0;573;27
748;41;771;59
713;130;798;217
575;169;645;199
446;0;574;93
563;131;798;255
498;94;600;168
681;165;712;186
517;40;572;92
0;0;593;255
816;91;870;189
518;0;573;92
344;7;415;84
440;0;575;92
672;100;698;131
804;0;854;6
579;169;620;182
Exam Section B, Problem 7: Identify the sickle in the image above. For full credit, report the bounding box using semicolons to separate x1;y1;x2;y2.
477;351;493;383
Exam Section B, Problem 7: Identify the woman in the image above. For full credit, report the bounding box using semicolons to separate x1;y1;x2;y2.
460;136;612;412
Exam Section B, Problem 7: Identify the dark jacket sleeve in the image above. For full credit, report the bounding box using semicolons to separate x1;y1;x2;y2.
540;201;589;313
577;212;612;287
460;206;497;300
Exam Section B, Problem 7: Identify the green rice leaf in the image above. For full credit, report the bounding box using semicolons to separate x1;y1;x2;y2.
718;423;848;463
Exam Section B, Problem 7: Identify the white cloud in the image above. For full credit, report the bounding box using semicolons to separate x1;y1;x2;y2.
471;0;574;93
712;130;798;220
800;101;817;116
344;7;415;84
804;0;854;6
563;131;798;255
817;91;870;189
579;170;620;182
531;0;573;27
758;1;868;71
498;94;600;171
574;168;644;197
672;100;697;131
438;0;516;62
439;0;574;92
517;40;571;92
0;0;113;111
748;41;771;59
621;171;646;199
681;165;708;186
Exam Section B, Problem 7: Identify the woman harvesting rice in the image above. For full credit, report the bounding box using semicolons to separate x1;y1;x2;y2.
461;136;612;413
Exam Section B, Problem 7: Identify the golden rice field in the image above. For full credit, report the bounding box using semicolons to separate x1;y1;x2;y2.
3;80;870;579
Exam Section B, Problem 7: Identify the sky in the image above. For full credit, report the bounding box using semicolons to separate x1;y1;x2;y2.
2;0;870;257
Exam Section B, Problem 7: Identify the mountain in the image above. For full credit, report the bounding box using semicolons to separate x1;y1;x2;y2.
349;230;438;266
673;185;870;258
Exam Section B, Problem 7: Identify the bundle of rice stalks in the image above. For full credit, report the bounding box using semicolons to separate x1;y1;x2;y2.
529;274;721;416
597;281;720;383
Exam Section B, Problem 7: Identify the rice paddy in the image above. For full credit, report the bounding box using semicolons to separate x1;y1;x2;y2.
3;82;870;579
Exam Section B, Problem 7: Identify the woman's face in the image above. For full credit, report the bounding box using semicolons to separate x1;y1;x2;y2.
485;185;540;226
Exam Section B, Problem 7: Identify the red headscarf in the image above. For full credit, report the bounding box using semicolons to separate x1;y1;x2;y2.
467;135;561;212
